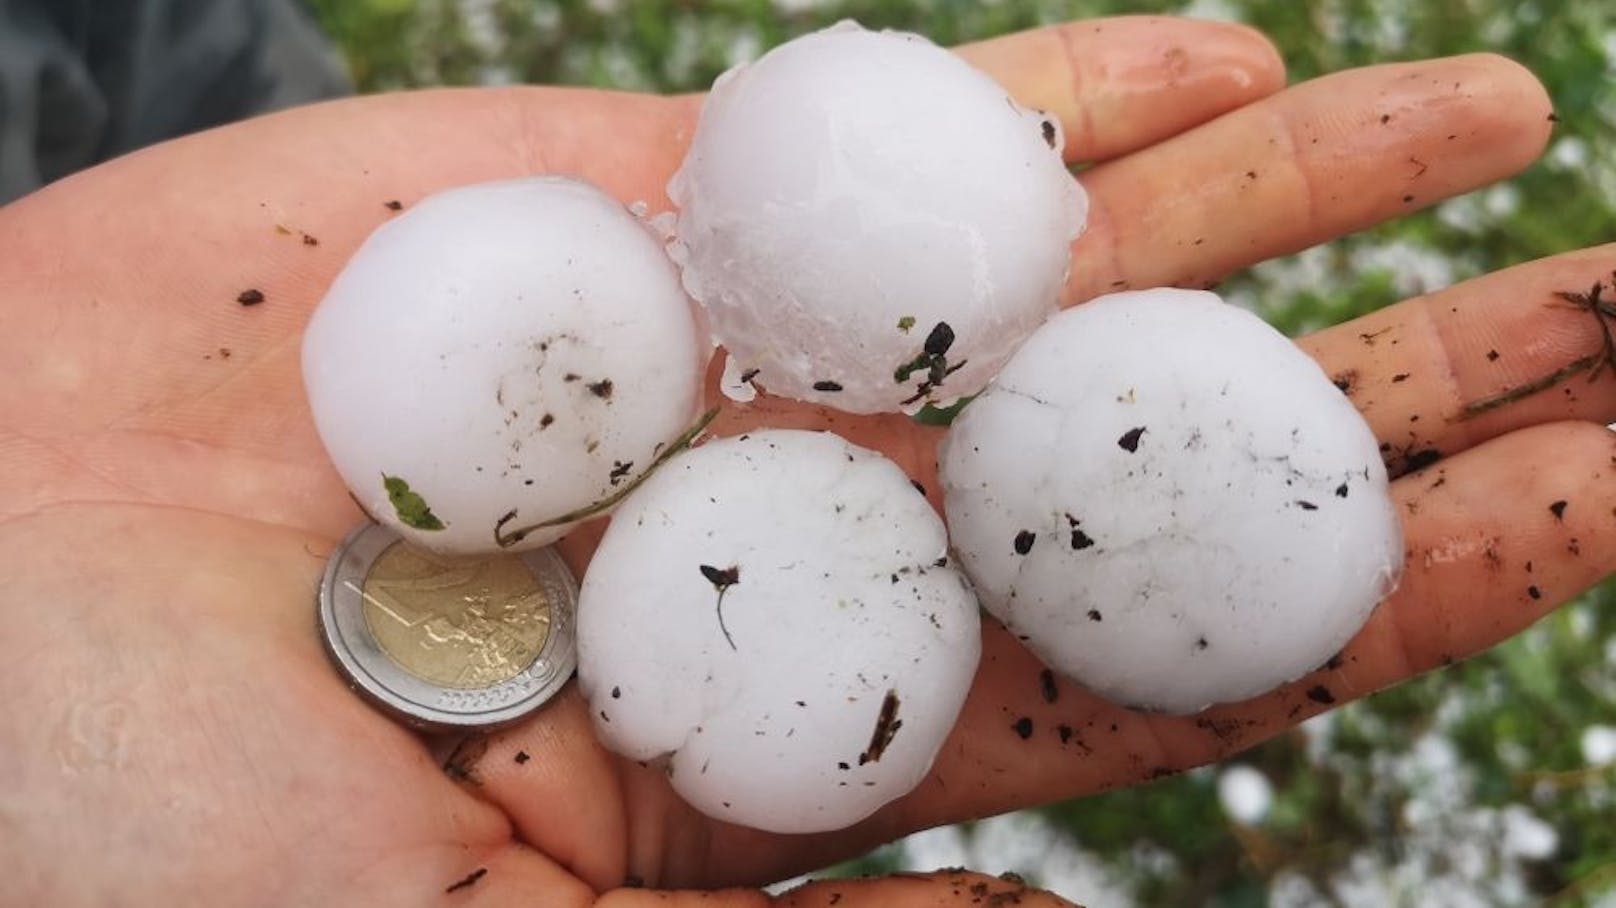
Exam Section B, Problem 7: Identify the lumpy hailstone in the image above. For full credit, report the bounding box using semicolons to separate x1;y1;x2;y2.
669;22;1087;414
303;177;707;555
940;289;1402;715
578;430;981;833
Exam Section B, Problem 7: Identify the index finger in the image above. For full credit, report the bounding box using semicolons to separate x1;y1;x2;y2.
955;16;1285;162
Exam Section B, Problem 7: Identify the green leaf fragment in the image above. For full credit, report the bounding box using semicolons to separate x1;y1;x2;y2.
912;394;977;427
897;316;916;332
382;474;446;530
894;351;931;384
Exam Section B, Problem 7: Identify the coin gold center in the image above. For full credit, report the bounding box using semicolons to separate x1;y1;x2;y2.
359;542;552;689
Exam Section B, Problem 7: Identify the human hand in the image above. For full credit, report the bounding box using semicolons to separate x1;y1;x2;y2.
2;15;1611;906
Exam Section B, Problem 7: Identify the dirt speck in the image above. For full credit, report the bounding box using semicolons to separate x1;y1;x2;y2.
1013;530;1036;555
1402;448;1443;473
442;734;489;783
857;689;903;765
1118;426;1146;452
1483;540;1504;572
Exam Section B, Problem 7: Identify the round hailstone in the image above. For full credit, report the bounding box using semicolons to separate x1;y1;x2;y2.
578;430;981;833
668;21;1087;415
939;289;1402;715
303;176;708;556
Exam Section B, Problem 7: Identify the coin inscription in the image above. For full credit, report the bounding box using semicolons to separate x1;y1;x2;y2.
355;542;553;689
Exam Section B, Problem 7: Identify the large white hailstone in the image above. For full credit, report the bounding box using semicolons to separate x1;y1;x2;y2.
303;177;708;555
578;430;981;833
668;21;1087;415
940;289;1402;715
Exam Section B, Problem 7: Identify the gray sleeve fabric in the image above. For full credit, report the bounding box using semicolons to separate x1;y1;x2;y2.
0;0;352;204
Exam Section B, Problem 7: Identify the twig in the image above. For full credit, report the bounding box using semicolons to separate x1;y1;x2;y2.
494;407;720;547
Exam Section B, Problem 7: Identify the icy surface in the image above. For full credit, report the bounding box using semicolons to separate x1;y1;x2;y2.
940;288;1402;714
668;22;1086;414
302;177;707;554
577;430;981;833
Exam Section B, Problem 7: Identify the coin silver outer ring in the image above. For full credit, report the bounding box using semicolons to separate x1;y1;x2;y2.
317;522;578;733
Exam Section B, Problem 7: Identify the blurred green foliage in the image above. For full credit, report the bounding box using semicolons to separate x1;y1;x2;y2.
304;0;1616;903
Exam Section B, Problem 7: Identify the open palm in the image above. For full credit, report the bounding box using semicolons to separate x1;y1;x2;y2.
3;16;1613;907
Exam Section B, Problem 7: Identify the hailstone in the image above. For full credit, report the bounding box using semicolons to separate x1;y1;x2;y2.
939;289;1402;715
577;430;981;833
668;21;1087;415
303;176;708;555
